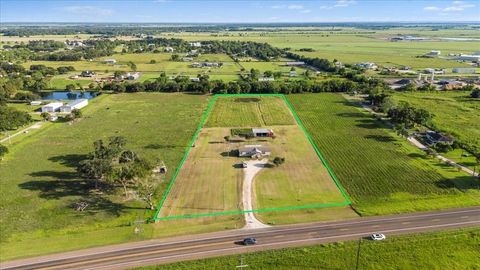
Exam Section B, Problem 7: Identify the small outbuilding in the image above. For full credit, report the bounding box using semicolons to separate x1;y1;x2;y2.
252;128;274;137
104;59;117;64
30;101;42;106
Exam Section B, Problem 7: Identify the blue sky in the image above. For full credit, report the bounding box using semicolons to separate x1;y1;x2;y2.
1;0;479;23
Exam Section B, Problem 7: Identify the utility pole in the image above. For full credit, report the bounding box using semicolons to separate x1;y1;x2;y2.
236;254;248;269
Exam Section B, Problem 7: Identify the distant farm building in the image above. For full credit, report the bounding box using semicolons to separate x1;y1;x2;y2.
30;101;42;106
258;77;275;82
286;61;305;66
104;59;117;64
164;47;175;52
41;102;63;113
190;77;200;82
425;50;441;57
252;128;274;137
452;67;476;74
456;54;480;62
238;145;271;158
60;99;88;113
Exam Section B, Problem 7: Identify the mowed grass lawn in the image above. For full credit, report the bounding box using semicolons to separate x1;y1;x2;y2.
288;93;480;215
392;91;480;150
159;127;243;218
137;228;480;270
0;93;210;245
205;96;295;127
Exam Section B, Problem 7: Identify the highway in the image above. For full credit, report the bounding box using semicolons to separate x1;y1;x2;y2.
2;207;479;270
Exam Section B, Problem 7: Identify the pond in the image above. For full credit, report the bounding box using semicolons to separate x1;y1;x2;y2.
40;91;100;100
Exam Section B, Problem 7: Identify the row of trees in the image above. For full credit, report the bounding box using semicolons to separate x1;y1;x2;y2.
0;104;32;131
101;72;361;94
77;137;159;209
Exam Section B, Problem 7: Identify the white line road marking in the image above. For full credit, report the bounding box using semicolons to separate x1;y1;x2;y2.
7;209;480;268
81;220;480;270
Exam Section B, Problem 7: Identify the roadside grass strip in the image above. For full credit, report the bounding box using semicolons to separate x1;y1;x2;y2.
153;94;351;221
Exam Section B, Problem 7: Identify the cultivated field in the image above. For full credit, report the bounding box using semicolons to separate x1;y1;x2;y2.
137;228;480;270
392;91;480;150
287;93;480;215
159;95;353;222
204;96;295;127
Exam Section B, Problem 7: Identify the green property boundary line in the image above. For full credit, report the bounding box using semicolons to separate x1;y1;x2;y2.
153;93;351;221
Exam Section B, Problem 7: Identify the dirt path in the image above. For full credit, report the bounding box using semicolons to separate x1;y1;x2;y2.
0;122;43;143
242;159;270;229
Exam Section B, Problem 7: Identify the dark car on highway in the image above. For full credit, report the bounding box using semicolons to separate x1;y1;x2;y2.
242;237;257;245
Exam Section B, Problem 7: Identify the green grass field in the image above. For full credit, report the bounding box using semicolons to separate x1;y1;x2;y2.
204;96;295;127
0;93;213;256
170;29;478;69
287;93;480;215
136;228;480;270
392;91;480;150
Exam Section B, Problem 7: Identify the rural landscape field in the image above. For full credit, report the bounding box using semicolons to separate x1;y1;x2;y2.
0;0;479;269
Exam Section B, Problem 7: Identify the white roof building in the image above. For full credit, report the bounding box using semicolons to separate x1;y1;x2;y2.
60;99;88;113
104;59;117;64
41;102;63;113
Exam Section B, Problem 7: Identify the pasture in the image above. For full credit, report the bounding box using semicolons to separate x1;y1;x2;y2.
392;91;480;150
0;93;213;255
159;95;353;222
138;228;480;270
287;93;480;215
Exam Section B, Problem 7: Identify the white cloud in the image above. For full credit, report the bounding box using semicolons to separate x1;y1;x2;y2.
271;5;285;9
424;6;440;11
300;9;312;13
63;6;113;16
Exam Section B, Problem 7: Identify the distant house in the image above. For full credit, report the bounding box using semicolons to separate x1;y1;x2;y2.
424;68;445;74
189;42;202;47
425;130;454;145
356;62;377;69
60;99;88;113
69;75;79;79
104;59;117;64
81;70;96;77
425;50;441;57
286;61;305;66
252;128;274;137
238;145;271;158
41;102;63;113
190;77;200;82
258;77;275;82
165;47;175;52
126;72;141;80
183;57;194;62
452;67;476;74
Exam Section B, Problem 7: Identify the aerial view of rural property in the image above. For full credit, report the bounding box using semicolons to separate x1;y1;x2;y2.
0;0;479;269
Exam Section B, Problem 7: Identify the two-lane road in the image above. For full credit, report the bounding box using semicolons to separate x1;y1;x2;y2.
2;207;479;270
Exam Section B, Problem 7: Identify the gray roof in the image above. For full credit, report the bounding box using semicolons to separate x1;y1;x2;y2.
239;145;271;154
